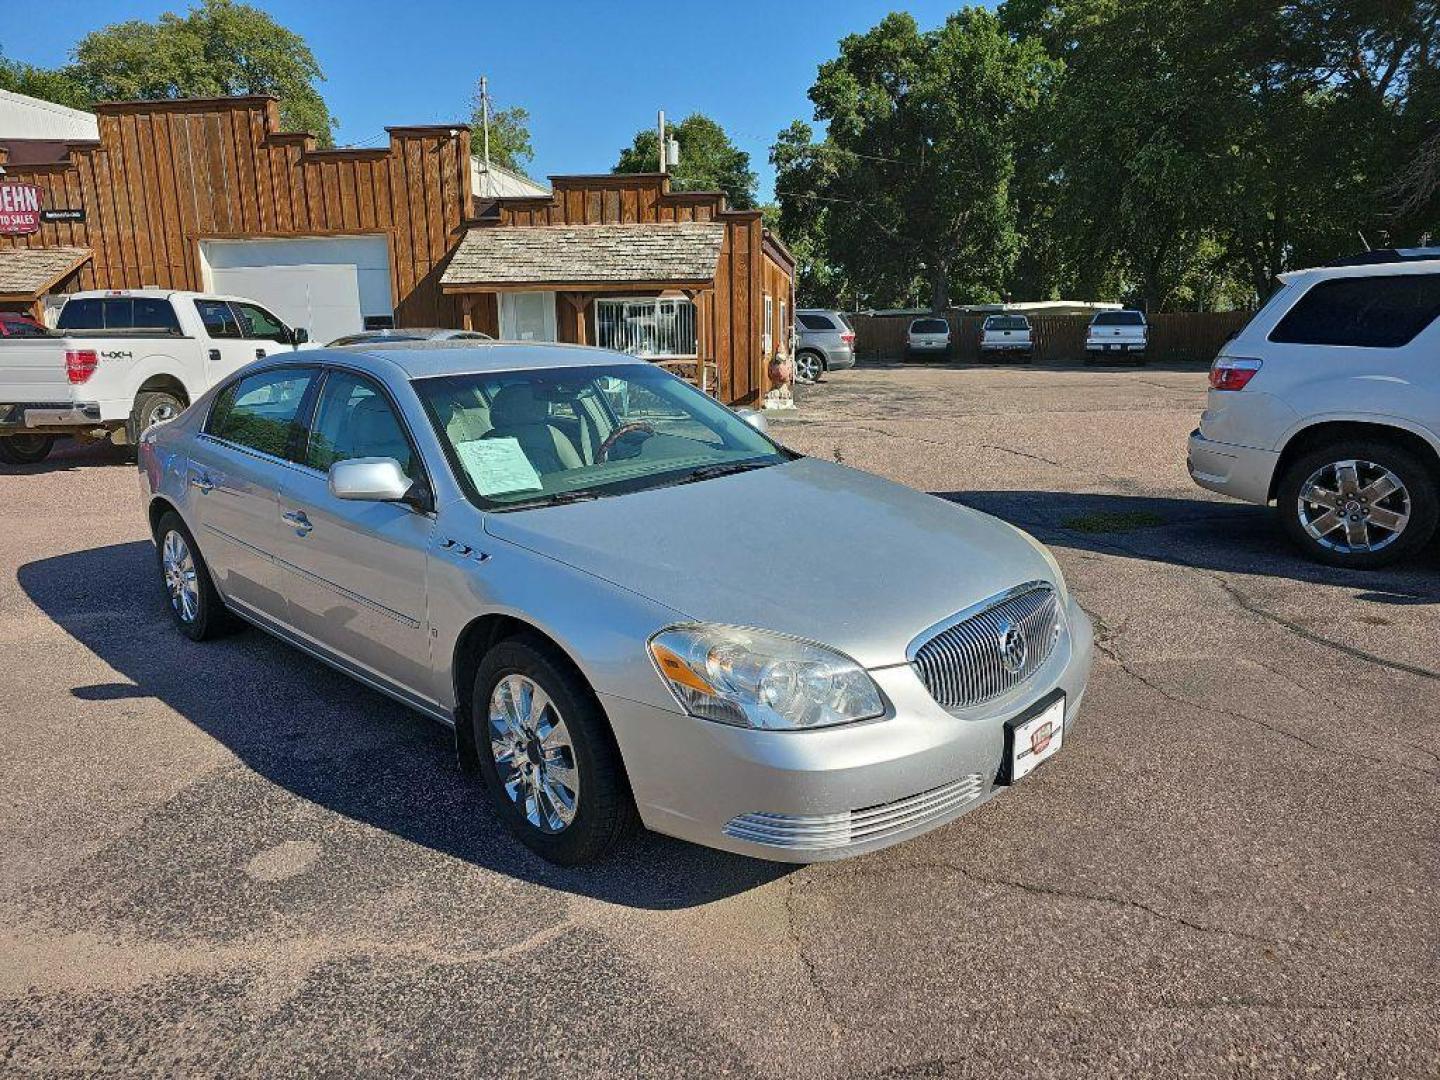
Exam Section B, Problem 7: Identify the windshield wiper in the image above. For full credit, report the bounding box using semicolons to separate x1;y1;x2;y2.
672;460;775;486
494;489;602;511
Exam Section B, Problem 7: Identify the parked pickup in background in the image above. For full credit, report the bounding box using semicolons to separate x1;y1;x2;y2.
0;289;310;465
1085;310;1148;363
979;314;1033;359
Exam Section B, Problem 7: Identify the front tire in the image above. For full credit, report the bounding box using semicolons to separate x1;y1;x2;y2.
128;390;185;445
1276;440;1438;569
473;636;638;865
0;434;56;465
154;512;239;640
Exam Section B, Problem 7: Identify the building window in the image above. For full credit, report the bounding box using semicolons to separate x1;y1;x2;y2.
595;297;697;358
763;294;774;355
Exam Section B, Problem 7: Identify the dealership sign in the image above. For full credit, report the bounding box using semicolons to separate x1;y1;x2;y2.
0;183;43;235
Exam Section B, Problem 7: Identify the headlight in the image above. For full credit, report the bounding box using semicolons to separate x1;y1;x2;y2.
649;625;885;730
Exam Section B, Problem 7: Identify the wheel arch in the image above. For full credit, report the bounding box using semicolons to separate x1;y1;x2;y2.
147;494;181;540
450;613;608;774
136;373;192;407
1270;419;1440;500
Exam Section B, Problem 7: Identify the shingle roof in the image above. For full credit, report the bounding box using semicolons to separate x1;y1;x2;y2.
441;222;725;288
0;246;91;297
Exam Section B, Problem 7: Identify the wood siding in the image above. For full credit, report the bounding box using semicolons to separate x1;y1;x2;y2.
0;96;471;327
478;174;792;406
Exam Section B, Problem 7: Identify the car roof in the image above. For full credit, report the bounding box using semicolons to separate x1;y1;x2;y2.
314;340;651;380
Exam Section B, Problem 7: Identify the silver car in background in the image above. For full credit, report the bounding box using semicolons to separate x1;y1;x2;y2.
795;309;856;383
138;342;1093;864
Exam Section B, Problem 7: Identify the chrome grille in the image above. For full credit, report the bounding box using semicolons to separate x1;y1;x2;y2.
723;774;986;850
911;582;1063;709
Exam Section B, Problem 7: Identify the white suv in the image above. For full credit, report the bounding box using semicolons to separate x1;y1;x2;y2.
1188;252;1440;568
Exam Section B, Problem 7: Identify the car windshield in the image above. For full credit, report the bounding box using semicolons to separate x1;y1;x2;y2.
1092;311;1144;326
911;318;949;333
985;316;1029;331
415;362;791;510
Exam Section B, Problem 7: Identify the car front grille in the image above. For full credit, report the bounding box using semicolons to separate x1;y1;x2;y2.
723;774;987;851
911;582;1063;709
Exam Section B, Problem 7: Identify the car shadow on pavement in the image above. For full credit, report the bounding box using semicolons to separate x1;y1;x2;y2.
18;541;793;910
935;489;1440;600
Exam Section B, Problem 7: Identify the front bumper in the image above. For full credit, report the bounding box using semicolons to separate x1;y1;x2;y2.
1187;428;1278;505
604;596;1094;862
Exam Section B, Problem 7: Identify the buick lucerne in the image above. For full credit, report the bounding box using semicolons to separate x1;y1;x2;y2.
139;342;1093;864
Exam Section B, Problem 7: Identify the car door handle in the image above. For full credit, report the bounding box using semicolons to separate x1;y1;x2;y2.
283;509;312;534
208;348;221;363
189;472;214;494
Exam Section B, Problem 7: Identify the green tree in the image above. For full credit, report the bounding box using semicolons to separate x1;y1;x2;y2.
468;80;534;174
614;113;757;209
0;53;90;110
66;0;334;144
776;10;1054;311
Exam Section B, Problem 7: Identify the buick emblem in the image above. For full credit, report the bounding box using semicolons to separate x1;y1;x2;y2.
997;620;1028;674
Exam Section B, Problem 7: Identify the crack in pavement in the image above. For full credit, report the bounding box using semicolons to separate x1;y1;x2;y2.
978;444;1062;467
784;876;842;1036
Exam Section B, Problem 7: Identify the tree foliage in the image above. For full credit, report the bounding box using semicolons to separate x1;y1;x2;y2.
468;81;534;174
774;10;1054;311
4;0;334;145
614;113;757;209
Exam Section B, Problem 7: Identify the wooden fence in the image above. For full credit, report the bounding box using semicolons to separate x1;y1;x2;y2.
848;311;1254;363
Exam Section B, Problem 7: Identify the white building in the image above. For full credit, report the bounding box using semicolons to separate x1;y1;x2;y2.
0;88;98;142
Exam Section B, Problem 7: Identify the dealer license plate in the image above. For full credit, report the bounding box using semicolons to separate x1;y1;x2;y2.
1007;694;1064;782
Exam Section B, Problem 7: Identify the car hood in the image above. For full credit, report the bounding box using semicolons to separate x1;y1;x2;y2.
483;457;1055;668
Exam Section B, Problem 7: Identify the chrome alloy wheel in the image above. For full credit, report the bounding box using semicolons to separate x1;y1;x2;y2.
146;399;180;427
795;352;823;383
1297;459;1411;554
488;674;580;833
161;530;200;623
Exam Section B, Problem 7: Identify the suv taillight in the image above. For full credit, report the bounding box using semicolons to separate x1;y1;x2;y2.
65;349;99;385
1210;356;1261;391
841;331;856;344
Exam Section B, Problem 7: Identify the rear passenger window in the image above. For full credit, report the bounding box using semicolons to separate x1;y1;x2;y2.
194;299;243;339
1269;274;1440;348
207;367;317;458
798;313;834;331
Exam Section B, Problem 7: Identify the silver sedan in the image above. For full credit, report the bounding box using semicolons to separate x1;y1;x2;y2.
138;342;1093;864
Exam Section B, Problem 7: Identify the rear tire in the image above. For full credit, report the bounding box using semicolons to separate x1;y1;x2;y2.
472;635;638;865
128;390;186;445
1276;440;1438;569
0;434;56;465
154;511;240;640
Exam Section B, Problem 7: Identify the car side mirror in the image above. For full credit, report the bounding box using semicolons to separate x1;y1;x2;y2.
735;407;769;434
290;327;309;347
329;457;415;504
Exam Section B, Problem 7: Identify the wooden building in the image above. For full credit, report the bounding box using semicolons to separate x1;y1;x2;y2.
0;94;795;405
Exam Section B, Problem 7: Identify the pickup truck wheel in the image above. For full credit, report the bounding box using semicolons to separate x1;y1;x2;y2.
154;511;239;641
1276;440;1438;569
0;435;56;465
129;391;185;445
472;635;638;865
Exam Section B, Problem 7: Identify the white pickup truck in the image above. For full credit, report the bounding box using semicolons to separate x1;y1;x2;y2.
0;289;310;464
1084;309;1149;363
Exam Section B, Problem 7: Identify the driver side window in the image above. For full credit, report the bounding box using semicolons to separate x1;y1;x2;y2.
305;371;419;479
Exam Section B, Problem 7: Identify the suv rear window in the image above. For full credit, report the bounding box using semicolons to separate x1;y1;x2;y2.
57;297;181;334
985;316;1029;331
1269;274;1440;348
798;313;836;331
1091;311;1144;326
911;318;949;333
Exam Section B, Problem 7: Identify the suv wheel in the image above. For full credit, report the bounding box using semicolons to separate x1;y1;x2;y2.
0;434;56;465
1276;440;1438;568
795;351;824;384
473;636;638;864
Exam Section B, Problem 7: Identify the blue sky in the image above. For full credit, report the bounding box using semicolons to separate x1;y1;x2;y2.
5;0;976;202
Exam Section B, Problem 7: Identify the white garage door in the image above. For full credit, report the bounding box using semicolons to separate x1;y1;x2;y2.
201;236;393;346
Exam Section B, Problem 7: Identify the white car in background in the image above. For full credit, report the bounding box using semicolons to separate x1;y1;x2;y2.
1085;310;1148;363
906;316;952;360
979;314;1034;360
1188;251;1440;568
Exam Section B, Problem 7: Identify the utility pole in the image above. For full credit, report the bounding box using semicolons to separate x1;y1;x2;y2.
657;110;666;173
480;75;491;172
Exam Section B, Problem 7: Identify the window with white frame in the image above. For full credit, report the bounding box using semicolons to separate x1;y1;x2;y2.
594;297;698;358
763;294;774;355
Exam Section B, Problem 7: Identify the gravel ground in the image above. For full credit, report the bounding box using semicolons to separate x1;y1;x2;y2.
2;358;1437;1078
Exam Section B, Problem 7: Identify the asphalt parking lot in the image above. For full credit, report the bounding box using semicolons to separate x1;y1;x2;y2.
2;358;1437;1078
